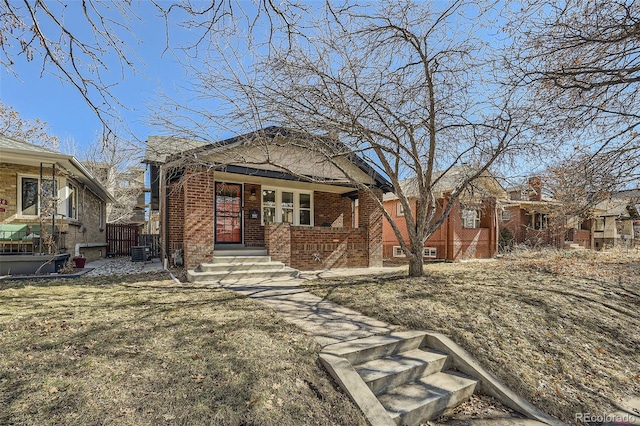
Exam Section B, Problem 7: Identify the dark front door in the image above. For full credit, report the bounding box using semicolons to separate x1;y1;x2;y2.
215;182;242;244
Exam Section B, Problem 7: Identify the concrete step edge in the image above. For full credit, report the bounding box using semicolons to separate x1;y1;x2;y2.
198;262;286;272
380;370;477;425
356;349;449;396
322;330;429;365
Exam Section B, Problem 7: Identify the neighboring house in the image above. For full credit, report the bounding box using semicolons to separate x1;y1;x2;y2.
382;167;506;262
0;134;115;263
590;189;639;250
83;161;146;224
499;177;586;248
144;127;392;270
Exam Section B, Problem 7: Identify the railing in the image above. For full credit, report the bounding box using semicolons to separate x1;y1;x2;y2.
0;225;65;254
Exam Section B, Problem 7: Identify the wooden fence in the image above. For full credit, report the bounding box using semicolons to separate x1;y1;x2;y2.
106;223;141;256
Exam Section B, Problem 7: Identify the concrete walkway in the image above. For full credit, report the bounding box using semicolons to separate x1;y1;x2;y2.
216;266;405;346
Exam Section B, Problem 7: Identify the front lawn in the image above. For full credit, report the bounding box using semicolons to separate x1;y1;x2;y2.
304;249;640;425
0;272;366;426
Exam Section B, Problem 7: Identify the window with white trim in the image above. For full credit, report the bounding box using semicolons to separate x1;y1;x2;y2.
462;209;480;228
20;176;39;216
594;217;605;231
396;202;404;216
262;188;313;226
67;182;78;220
18;175;60;217
423;247;437;258
392;246;405;257
501;210;511;221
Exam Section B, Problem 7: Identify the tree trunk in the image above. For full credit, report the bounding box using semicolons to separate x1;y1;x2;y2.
408;251;424;277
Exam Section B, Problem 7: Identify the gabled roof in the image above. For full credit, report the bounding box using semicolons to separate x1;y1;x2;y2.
0;134;116;203
383;166;505;201
147;126;392;192
0;134;58;154
143;136;208;164
593;189;640;218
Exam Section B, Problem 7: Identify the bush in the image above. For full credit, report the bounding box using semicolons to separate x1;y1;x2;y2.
498;227;514;252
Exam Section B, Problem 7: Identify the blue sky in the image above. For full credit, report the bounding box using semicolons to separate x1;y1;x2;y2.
0;1;194;153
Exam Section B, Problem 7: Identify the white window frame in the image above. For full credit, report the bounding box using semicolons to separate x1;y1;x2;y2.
462;208;480;229
594;217;605;232
17;174;66;219
17;175;41;217
67;182;79;220
392;246;405;257
501;210;511;221
423;247;437;258
261;187;314;226
396;202;404;217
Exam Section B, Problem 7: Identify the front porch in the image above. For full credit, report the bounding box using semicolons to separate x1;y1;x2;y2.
165;170;384;271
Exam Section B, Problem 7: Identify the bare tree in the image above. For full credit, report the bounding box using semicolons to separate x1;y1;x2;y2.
0;100;59;149
505;0;640;190
0;0;306;135
82;133;144;223
152;0;534;276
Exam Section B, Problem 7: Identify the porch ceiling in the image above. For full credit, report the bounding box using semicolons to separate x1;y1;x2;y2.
214;171;357;195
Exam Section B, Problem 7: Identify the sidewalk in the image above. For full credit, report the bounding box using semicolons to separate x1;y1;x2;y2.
216;267;403;346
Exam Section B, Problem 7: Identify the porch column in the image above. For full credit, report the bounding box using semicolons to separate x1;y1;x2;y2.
183;168;215;269
358;189;383;267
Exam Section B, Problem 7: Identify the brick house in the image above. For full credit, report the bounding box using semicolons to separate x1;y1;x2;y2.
500;177;596;249
144;127;392;270
590;189;639;250
0;134;115;267
382;168;506;262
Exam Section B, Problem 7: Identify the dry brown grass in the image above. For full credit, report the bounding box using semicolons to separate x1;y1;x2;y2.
303;249;640;425
0;272;366;426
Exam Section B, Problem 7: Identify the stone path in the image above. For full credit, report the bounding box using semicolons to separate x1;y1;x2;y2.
216;270;400;346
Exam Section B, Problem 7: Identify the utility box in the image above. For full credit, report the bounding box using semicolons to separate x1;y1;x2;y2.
131;246;150;262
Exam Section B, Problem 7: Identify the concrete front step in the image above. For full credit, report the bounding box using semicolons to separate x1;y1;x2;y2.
198;261;286;273
356;348;449;396
379;370;478;425
207;255;272;263
322;330;429;365
187;266;298;283
564;242;586;250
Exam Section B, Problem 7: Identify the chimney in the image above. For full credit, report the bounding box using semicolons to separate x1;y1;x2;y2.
528;176;542;201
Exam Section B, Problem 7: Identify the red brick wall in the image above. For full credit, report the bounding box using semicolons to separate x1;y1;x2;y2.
574;229;591;249
314;191;353;228
358;189;383;267
166;180;184;259
265;223;368;270
383;196;497;261
500;206;527;244
290;226;368;269
182;169;215;269
243;183;264;247
265;222;291;265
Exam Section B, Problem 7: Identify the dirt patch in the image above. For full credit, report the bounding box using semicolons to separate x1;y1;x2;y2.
0;274;366;426
303;249;640;425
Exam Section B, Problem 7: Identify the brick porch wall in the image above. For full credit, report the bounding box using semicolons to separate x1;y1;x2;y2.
358;189;383;267
182;169;215;269
265;222;292;265
314;191;353;228
265;223;367;270
166;180;184;259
